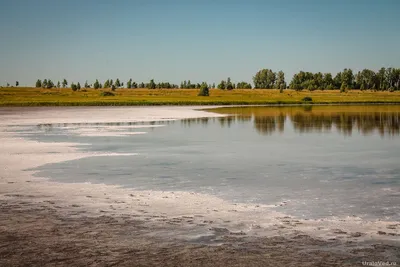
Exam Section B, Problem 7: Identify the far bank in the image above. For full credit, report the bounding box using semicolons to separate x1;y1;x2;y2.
1;87;400;106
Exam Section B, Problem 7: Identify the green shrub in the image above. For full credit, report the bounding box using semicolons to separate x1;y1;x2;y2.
71;83;78;91
100;91;115;97
302;96;312;102
198;83;209;96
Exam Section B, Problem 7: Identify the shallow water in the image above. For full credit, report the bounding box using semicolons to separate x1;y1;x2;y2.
20;105;400;221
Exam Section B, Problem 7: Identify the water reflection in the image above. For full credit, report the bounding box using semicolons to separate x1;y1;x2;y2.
33;106;400;137
206;106;400;137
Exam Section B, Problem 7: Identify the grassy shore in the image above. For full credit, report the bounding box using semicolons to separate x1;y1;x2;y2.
1;87;400;106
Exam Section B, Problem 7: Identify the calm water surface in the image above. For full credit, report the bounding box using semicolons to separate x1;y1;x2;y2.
22;106;400;220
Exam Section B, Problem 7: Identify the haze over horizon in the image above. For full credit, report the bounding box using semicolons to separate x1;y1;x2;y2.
1;0;399;86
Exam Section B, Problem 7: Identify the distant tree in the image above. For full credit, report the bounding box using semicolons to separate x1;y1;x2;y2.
275;71;286;90
181;80;187;89
376;67;387;90
6;83;10;87
109;79;113;87
15;81;19;87
103;80;110;88
236;82;252;89
132;81;138;88
212;83;215;89
323;73;334;89
84;80;89;88
139;82;145;88
226;77;234;90
93;79;100;89
115;78;121;88
333;72;342;89
148;79;156;89
36;79;42;88
341;68;354;90
42;79;48;88
77;82;81;90
385;67;400;91
46;79;54;89
198;82;209;96
111;84;116;91
62;79;68;88
127;79;132;89
217;80;226;90
71;83;77;91
253;69;276;89
57;81;61;88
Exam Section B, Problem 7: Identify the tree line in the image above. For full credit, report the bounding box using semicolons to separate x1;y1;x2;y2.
13;66;400;92
289;68;400;92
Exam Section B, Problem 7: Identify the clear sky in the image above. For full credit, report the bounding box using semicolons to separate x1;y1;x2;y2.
1;0;399;86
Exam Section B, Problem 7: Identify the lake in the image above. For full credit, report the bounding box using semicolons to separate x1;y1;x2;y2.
21;105;400;221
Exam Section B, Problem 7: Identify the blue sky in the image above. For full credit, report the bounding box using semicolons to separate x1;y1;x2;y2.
1;0;399;86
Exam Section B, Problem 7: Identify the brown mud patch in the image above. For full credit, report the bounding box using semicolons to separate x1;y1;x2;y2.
0;200;398;267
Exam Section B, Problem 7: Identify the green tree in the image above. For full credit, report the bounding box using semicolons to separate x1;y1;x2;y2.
15;81;19;87
111;84;116;91
127;79;132;89
181;81;186;89
313;72;323;89
226;77;234;90
36;79;42;88
115;78;121;87
217;80;226;90
341;68;354;90
71;83;77;91
253;69;276;89
84;81;89;88
103;80;110;88
148;79;156;89
57;81;61;88
94;79;100;89
333;72;342;89
62;79;68;88
77;82;81;90
198;82;209;96
376;67;387;90
109;79;113;87
47;79;54;89
139;82;145;88
42;79;48;88
289;71;313;90
236;82;252;89
323;73;334;89
275;71;286;90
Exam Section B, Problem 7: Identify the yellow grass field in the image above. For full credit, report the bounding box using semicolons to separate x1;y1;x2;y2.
1;87;400;106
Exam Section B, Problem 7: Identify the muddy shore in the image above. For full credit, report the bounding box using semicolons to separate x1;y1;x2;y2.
1;198;398;267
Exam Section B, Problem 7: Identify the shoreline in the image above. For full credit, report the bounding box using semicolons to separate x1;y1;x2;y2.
2;101;400;107
2;88;400;107
0;106;399;266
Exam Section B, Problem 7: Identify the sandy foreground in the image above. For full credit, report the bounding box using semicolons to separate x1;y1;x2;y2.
0;106;398;267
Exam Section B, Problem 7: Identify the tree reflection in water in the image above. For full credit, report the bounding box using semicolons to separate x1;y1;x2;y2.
207;106;400;137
